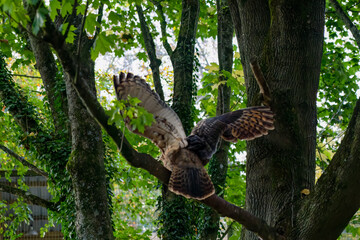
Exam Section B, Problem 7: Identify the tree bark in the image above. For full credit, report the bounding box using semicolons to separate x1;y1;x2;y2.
229;1;325;239
171;0;200;134
201;0;233;239
23;3;115;238
296;98;360;239
156;0;201;239
136;4;165;101
27;34;69;135
52;39;114;240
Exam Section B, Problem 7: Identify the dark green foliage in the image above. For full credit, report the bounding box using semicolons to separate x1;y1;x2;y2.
156;195;198;240
0;51;77;239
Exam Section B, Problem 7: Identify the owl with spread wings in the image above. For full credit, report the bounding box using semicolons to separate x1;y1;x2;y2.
113;72;275;200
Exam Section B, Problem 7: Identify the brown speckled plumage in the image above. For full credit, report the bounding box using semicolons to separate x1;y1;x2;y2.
113;72;275;200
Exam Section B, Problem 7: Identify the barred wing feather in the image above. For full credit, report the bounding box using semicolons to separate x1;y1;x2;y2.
113;72;186;151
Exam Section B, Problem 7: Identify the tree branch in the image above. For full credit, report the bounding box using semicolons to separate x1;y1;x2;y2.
297;98;360;240
202;195;283;240
136;4;165;101
329;0;360;48
0;144;48;178
26;26;69;135
74;0;89;85
0;170;45;177
0;183;57;211
149;0;173;56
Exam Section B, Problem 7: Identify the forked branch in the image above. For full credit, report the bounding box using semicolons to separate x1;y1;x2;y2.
329;0;360;48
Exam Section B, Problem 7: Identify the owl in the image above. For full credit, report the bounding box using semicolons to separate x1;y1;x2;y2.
113;72;274;200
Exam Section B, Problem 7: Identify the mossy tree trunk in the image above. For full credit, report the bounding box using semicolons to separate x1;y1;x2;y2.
200;0;234;239
156;0;200;239
23;4;115;239
53;35;114;240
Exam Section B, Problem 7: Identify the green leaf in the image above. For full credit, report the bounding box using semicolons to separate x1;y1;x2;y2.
205;62;219;73
84;13;99;35
60;0;73;18
91;32;116;60
49;0;61;20
32;7;48;35
108;11;123;24
65;25;77;43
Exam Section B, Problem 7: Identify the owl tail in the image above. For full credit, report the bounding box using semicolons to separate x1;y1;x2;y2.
168;166;215;200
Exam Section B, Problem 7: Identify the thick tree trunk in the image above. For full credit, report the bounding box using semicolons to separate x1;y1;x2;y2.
65;74;113;240
30;10;115;239
229;1;325;239
200;0;233;239
53;41;114;239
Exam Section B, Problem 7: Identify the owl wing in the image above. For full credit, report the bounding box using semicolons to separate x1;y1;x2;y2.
187;106;275;161
113;72;214;200
113;72;186;152
219;106;275;141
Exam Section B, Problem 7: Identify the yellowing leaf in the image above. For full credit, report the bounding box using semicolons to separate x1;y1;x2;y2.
301;189;310;197
205;63;219;73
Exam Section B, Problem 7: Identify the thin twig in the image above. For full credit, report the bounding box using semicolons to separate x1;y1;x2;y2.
13;74;42;79
149;0;173;56
74;0;89;84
